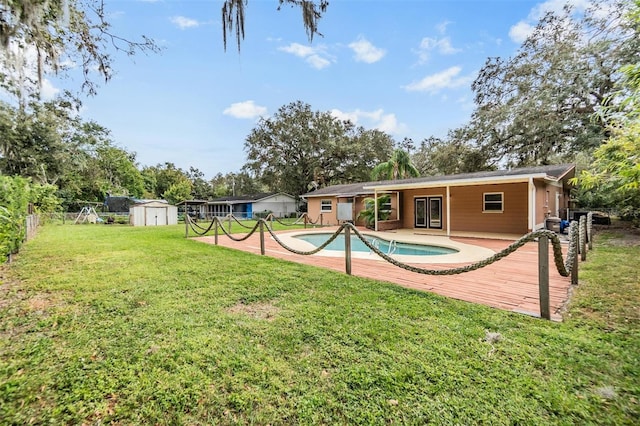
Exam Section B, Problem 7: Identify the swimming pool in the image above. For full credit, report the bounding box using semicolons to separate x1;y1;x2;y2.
294;233;458;256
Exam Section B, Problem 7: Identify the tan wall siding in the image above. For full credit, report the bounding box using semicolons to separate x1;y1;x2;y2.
307;197;338;225
307;194;399;226
534;181;566;226
450;183;529;234
534;181;547;228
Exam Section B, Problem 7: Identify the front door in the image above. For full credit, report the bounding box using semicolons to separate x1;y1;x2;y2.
415;197;442;229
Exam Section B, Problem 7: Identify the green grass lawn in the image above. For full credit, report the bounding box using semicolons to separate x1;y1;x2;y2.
1;224;638;424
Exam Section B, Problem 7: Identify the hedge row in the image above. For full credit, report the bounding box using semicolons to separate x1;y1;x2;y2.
0;176;60;261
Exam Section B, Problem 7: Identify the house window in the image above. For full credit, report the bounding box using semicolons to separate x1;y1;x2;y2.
320;199;332;212
381;198;392;213
483;192;504;212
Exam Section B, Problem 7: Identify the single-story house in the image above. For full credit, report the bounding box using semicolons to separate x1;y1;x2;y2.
187;193;299;219
302;164;576;236
129;200;178;226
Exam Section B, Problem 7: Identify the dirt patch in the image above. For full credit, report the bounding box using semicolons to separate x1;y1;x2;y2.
26;294;56;313
595;222;640;247
0;265;65;315
226;301;280;321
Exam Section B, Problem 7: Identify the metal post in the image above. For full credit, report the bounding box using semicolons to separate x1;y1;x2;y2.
588;216;593;250
572;237;579;286
580;216;587;261
538;235;550;320
304;214;307;229
345;225;352;275
214;218;219;245
320;213;323;227
259;220;265;255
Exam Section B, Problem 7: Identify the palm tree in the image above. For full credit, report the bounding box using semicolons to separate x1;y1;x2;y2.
357;194;391;228
371;149;420;181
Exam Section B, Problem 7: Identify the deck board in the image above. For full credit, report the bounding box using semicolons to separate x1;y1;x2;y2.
193;229;573;321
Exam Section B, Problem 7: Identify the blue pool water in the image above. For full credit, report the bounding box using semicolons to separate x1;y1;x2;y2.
294;233;458;256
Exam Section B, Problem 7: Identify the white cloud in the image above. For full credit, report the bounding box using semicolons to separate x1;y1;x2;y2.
40;79;60;100
278;43;333;69
306;55;331;69
348;37;386;64
413;20;461;64
330;108;405;134
436;20;452;35
223;100;267;119
171;16;200;29
279;43;315;57
420;36;461;55
509;0;589;43
403;66;472;93
509;21;535;43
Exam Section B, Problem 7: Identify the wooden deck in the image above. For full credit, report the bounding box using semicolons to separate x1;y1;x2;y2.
193;230;573;321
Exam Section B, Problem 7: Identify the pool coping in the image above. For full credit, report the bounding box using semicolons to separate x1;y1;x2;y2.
276;228;496;264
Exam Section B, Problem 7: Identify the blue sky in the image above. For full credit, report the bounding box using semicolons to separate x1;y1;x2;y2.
47;0;588;178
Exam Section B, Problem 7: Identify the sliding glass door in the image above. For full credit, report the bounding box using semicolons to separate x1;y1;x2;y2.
415;198;427;227
415;197;442;229
428;197;442;229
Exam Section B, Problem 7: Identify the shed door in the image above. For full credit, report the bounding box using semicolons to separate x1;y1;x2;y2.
145;207;166;226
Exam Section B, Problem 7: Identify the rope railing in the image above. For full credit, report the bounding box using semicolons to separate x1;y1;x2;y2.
264;212;322;227
185;213;325;237
187;212;595;320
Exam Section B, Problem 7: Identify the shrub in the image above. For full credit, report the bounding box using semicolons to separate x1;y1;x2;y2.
254;210;272;219
0;176;62;261
0;176;30;260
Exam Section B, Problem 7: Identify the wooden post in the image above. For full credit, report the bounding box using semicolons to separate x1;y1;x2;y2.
214;218;219;245
538;235;550;320
184;211;189;238
345;225;352;275
259;220;265;255
228;214;232;233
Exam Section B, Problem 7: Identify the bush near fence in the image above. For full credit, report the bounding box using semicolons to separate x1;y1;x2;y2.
0;176;31;261
1;176;61;261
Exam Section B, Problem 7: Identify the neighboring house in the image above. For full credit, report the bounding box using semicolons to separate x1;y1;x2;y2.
302;164;576;236
129;201;178;226
191;193;298;219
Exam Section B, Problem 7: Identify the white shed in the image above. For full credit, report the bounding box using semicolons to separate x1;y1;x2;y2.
129;201;178;226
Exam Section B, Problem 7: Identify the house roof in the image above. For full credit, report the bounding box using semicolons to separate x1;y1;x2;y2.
207;192;296;205
302;164;576;198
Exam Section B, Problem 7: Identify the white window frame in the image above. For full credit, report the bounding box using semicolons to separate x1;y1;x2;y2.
483;192;504;213
320;199;333;212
